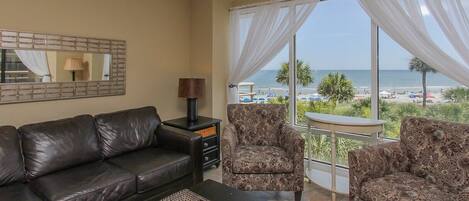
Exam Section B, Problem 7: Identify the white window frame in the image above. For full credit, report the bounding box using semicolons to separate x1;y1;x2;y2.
288;19;383;168
289;20;380;125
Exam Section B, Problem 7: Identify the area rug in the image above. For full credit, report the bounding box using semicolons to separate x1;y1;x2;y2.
160;189;210;201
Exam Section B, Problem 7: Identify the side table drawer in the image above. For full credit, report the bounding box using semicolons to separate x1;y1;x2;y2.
195;126;216;138
202;136;217;151
203;148;218;165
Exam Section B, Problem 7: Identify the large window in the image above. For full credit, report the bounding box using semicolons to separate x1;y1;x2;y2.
237;0;468;167
242;45;289;106
294;0;370;166
239;6;291;119
296;0;371;122
378;11;468;139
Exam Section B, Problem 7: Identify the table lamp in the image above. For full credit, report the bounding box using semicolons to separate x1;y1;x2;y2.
178;78;205;122
64;58;84;81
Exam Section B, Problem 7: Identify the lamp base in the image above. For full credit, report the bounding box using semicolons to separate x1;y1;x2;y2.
187;98;198;122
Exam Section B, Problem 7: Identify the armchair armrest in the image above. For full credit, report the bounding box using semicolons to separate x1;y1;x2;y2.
279;124;305;165
348;142;409;200
458;190;469;200
221;124;238;172
221;124;238;187
279;124;305;192
156;125;203;184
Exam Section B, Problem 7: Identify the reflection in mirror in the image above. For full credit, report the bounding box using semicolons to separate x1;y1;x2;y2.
0;49;111;83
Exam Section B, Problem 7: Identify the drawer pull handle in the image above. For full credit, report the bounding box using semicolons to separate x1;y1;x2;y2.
204;157;209;161
203;142;209;147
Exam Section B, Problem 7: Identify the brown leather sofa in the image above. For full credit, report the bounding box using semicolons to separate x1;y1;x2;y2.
349;117;469;201
0;106;203;201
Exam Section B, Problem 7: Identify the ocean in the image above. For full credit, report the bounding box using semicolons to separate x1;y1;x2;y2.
244;69;462;90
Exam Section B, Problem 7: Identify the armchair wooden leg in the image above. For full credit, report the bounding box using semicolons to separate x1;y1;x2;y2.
295;191;302;201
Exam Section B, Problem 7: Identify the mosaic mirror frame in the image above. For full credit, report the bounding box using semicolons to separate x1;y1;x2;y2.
0;29;126;104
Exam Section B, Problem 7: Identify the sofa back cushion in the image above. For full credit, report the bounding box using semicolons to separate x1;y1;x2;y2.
19;115;101;179
227;104;286;146
0;126;24;186
95;106;161;158
400;117;469;192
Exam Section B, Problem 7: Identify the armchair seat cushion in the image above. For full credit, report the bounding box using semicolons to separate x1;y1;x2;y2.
360;172;456;201
233;145;293;174
107;148;192;193
29;161;136;201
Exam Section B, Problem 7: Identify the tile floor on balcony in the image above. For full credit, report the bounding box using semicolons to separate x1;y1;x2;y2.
204;166;349;201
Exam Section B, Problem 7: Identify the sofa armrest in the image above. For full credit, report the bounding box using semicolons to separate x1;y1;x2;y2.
348;142;409;200
279;124;305;191
156;125;203;184
221;124;238;173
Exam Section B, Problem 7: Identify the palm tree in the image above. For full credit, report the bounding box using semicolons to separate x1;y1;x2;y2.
409;57;436;107
443;87;469;103
318;72;355;106
275;60;314;87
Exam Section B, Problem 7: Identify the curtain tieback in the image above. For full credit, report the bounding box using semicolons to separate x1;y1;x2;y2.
228;83;238;88
42;74;51;77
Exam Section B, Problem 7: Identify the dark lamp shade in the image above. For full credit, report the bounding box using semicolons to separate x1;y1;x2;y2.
178;78;205;98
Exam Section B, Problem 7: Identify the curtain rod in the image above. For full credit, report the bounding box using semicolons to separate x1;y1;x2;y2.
229;0;327;11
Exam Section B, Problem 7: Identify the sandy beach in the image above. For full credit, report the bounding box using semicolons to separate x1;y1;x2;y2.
239;85;456;104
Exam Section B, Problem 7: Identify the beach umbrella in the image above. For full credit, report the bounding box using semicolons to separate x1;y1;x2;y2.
426;93;435;98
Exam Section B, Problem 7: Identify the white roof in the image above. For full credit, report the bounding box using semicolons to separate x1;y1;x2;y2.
379;91;392;95
238;82;255;86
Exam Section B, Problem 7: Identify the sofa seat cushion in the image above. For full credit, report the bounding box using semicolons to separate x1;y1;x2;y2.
232;145;293;174
107;148;192;193
29;161;135;201
360;172;456;201
0;183;41;201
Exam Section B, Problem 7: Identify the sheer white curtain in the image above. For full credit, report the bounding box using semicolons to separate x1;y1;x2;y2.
359;0;469;87
228;0;319;103
14;50;51;82
425;0;469;66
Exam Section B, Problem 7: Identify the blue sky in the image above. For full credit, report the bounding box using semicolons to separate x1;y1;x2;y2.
262;0;463;70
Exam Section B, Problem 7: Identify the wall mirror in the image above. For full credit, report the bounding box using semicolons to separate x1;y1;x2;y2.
0;30;126;104
1;49;111;83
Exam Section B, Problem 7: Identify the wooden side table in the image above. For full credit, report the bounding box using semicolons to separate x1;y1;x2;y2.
163;116;222;170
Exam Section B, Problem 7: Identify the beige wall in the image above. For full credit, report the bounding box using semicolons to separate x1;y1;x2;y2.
0;0;192;126
190;0;230;124
231;0;270;7
190;0;213;117
212;0;231;125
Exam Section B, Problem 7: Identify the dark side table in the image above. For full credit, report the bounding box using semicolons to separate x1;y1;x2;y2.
163;116;221;170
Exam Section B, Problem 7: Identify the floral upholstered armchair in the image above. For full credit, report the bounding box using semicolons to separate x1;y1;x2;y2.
349;117;469;201
222;104;305;198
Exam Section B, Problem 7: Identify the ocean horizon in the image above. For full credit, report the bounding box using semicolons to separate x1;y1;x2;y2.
244;69;462;90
